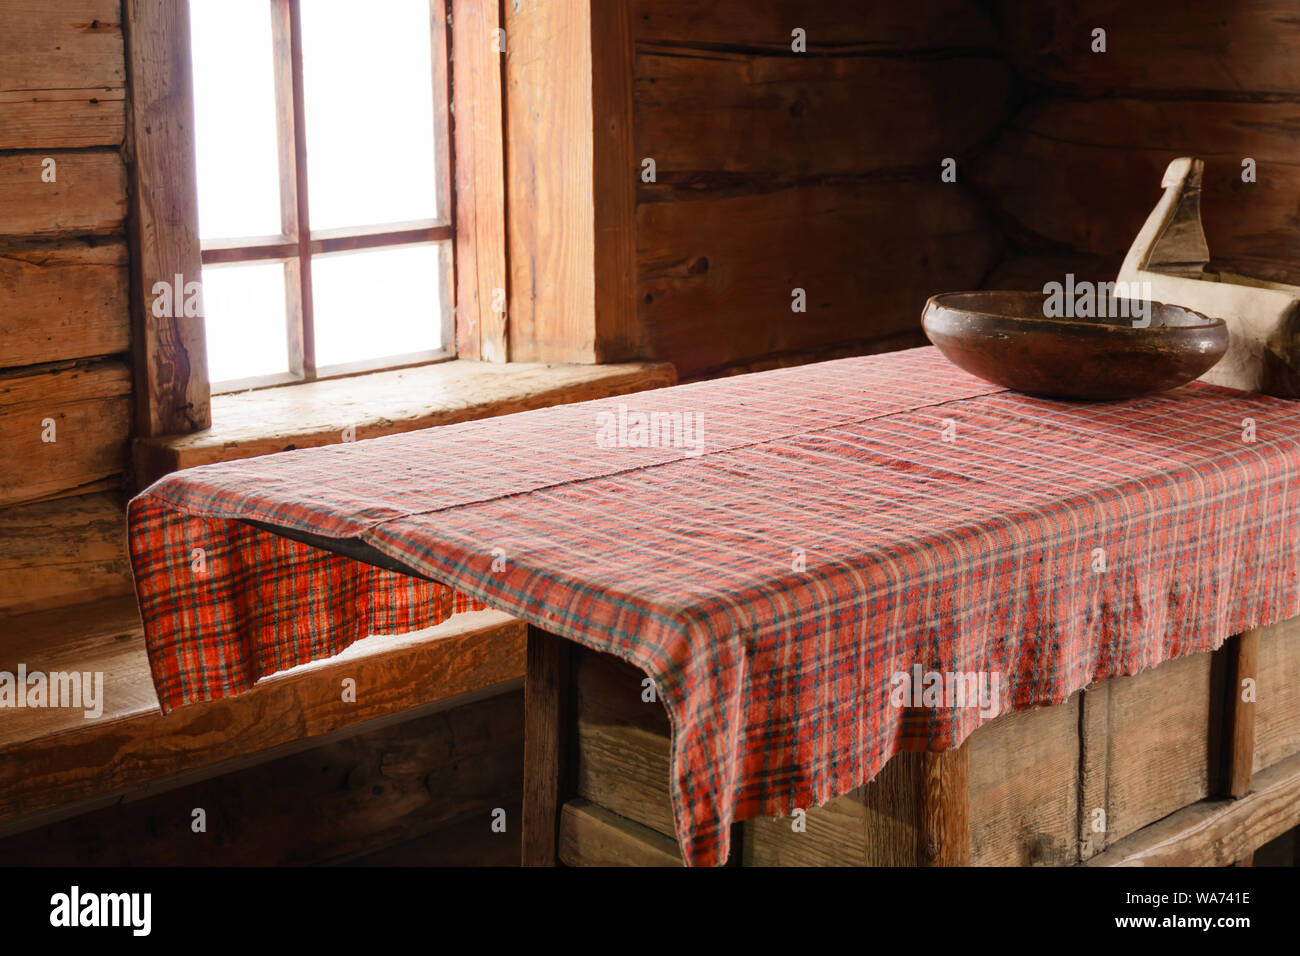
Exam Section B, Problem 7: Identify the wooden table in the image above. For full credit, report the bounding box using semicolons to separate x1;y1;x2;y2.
523;621;1300;867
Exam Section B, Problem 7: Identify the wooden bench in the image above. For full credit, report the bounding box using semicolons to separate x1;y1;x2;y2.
538;618;1300;866
0;595;525;841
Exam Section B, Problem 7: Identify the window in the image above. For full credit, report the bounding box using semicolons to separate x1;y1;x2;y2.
188;0;453;392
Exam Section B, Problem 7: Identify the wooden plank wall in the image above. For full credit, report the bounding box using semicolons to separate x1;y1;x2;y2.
977;0;1300;291
630;0;1011;380
0;0;134;616
0;1;521;869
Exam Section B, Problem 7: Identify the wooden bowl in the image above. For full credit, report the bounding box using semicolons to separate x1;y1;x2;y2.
922;291;1229;400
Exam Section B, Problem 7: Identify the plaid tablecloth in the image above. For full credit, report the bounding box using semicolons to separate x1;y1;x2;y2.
128;346;1300;866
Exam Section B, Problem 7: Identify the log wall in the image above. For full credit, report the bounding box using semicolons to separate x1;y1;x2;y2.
0;0;133;615
977;0;1300;290
630;0;1011;380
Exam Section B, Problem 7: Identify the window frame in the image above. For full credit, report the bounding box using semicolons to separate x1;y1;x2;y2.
126;0;510;439
193;0;456;394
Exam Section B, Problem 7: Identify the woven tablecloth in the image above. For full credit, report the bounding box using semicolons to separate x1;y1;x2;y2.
128;346;1300;866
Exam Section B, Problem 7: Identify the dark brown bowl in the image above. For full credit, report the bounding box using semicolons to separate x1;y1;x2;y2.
922;291;1229;400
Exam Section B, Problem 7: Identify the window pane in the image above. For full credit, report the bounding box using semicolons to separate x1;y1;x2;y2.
300;0;438;230
202;261;290;384
311;245;442;369
189;0;283;240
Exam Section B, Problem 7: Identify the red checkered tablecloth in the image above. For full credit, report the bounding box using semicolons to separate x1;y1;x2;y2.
128;347;1300;866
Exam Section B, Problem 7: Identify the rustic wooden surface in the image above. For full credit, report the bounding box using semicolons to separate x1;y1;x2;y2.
1254;618;1300;774
967;695;1080;866
0;492;132;617
522;626;571;866
639;183;999;381
633;0;996;52
0;595;525;833
0;0;124;149
1087;653;1214;848
918;747;970;866
0;690;522;865
122;0;210;436
134;360;676;484
559;798;682;867
560;633;1289;865
341;803;521;867
993;0;1300;96
589;0;639;363
0;152;124;238
502;0;640;364
451;0;508;362
0;358;130;507
502;0;593;363
0;241;128;367
1085;751;1300;867
631;0;1005;381
573;646;675;838
1226;630;1261;798
979;0;1300;311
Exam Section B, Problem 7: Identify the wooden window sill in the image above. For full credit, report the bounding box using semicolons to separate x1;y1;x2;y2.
133;359;676;487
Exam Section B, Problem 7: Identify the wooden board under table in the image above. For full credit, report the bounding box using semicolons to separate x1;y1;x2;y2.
522;619;1300;866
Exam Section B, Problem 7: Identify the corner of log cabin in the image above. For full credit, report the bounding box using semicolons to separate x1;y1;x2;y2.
0;0;1298;905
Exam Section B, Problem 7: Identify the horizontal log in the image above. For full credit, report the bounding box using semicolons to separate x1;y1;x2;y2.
559;799;682;866
0;0;123;149
638;181;1000;380
981;253;1120;292
0;240;128;367
0;688;523;864
0;151;125;238
635;53;1010;180
1085;750;1300;866
0;491;133;617
0;594;526;833
0;89;124;151
0;358;131;506
974;98;1300;268
994;0;1300;96
632;0;995;52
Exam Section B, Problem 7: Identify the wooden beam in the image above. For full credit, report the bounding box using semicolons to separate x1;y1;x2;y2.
0;358;131;507
522;626;571;866
0;492;133;618
0;152;124;238
503;0;638;364
917;746;971;865
559;798;682;866
0;241;129;367
1085;750;1300;867
588;0;638;362
451;0;508;362
0;0;124;149
0;597;526;833
1223;629;1261;798
122;0;211;436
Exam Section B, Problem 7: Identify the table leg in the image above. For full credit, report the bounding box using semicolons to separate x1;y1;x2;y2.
522;625;571;866
918;745;971;866
1223;628;1260;799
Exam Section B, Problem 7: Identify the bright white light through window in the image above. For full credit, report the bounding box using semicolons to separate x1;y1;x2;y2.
188;0;450;389
201;261;291;383
312;245;442;368
300;0;438;230
190;0;282;240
